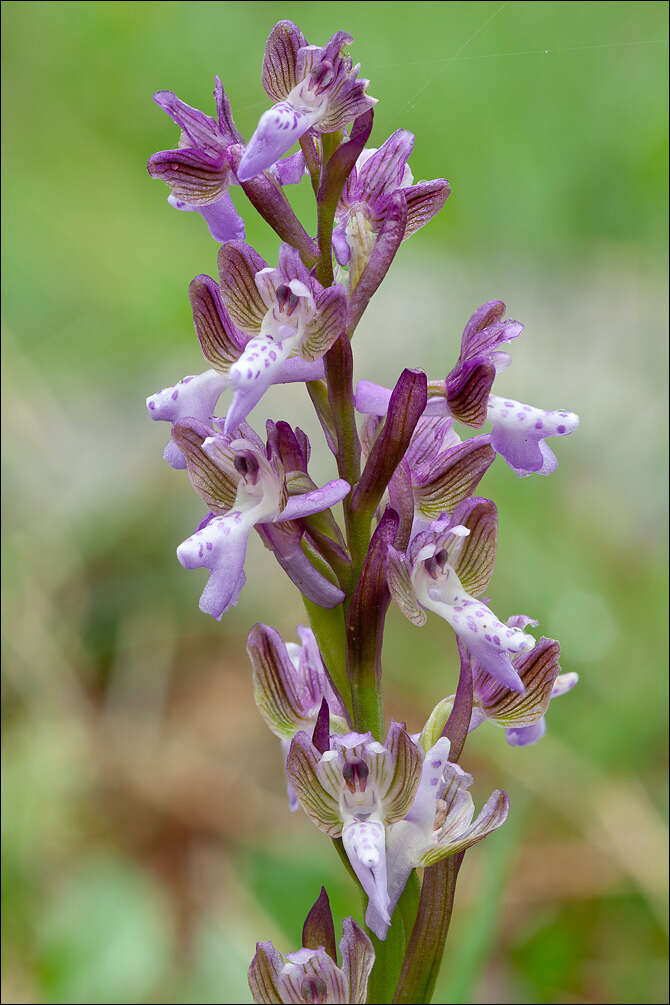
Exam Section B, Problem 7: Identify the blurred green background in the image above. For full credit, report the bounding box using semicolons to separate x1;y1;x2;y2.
2;2;668;1002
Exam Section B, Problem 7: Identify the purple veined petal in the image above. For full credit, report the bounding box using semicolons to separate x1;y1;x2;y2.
302;285;348;362
248;623;313;737
262;20;307;102
153;88;222;157
405;415;460;471
342;817;391;940
279;946;348;1004
462;300;507;343
189;274;248;373
213;75;243;144
506;717;547;746
146;369;228;469
222;335;294;434
446;357;497;428
177;510;253;619
238;101;321;182
377;721;424;823
148;146;230;204
278;479;351;521
412;437;496;522
475;636;561;728
403;178;451;240
422;784;510;866
172;420;239;512
339;917;375;1004
487;394;579;477
354;380;393;415
445;496;498;598
248;941;283;1004
387;544;428;627
286;731;343;834
356;129;414;206
218;241;269;335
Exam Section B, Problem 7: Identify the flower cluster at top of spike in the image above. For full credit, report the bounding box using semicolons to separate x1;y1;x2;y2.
146;18;580;1000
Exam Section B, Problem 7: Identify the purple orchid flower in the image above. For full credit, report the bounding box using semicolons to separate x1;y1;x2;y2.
332;129;450;283
287;722;422;939
355;300;579;477
377;735;508;937
146;265;333;468
147;76;246;242
386;499;537;693
172;419;350;619
249;910;374;1004
465;626;579;746
147;76;306;242
217;241;347;433
238;22;376;181
247;623;349;810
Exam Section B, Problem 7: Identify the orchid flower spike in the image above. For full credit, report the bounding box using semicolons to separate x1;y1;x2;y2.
146;271;327;467
247;623;349;809
287;722;422;938
249;889;374;1004
355;299;579;477
238;22;376;181
333;130;450;285
386;499;537;693
172;419;350;618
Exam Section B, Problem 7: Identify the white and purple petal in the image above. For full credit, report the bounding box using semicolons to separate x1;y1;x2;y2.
176;509;253;619
146;370;228;469
487;394;579;477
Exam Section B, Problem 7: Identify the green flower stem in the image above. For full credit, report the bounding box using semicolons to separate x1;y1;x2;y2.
302;596;351;720
349;663;384;739
392;854;464;1005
